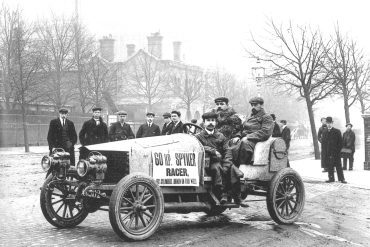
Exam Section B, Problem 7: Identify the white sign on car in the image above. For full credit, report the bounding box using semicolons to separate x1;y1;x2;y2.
151;150;199;186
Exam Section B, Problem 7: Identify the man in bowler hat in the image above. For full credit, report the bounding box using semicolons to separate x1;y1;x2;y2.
136;112;161;138
109;110;135;141
47;108;77;165
79;106;109;146
322;116;347;183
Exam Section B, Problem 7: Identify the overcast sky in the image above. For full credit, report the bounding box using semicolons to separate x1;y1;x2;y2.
4;0;370;81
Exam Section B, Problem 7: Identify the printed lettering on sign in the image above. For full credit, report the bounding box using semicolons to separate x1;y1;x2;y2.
152;151;199;186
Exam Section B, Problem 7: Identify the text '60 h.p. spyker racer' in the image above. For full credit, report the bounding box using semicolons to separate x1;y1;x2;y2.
39;129;305;241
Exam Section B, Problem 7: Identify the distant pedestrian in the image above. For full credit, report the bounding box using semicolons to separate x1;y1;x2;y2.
280;120;291;150
108;110;135;141
169;110;184;134
191;119;197;124
161;112;173;135
79;106;109;146
322;117;346;183
136;112;161;138
47;108;77;165
271;114;281;137
341;123;355;171
318;117;328;172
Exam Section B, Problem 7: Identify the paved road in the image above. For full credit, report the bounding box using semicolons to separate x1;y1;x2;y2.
1;153;370;246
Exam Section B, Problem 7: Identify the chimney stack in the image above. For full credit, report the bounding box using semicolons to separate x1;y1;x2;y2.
126;44;136;57
173;41;181;61
147;32;163;59
99;34;115;62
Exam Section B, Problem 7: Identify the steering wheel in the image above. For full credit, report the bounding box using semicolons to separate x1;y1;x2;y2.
183;123;203;135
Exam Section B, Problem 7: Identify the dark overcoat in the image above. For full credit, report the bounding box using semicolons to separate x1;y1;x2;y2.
161;122;174;135
272;122;281;137
212;107;242;140
241;108;274;142
79;117;109;146
47;118;77;152
195;130;228;162
169;121;184;134
136;123;161;138
342;130;355;152
281;126;291;150
322;127;342;166
318;124;328;168
109;122;135;141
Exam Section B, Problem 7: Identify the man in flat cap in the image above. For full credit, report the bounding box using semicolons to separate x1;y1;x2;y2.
212;96;242;143
109;110;135;141
321;116;346;183
342;123;355;171
238;97;274;166
79;106;109;146
136;112;161;138
47;108;77;165
195;112;247;207
161;112;173;135
169;110;184;134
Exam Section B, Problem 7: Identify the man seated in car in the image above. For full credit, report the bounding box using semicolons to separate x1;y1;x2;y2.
238;97;274;166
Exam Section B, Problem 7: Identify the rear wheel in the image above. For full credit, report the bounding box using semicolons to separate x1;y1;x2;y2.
109;173;164;241
40;174;88;228
266;168;305;224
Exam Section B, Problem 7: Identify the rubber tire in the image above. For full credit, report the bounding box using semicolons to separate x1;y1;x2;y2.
266;168;305;224
40;174;88;228
109;173;164;241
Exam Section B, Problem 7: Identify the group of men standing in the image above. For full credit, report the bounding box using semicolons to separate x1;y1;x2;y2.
318;116;356;183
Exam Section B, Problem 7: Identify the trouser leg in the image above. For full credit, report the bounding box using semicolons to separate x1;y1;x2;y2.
327;156;335;181
210;162;224;195
349;153;354;169
342;158;347;170
238;138;253;165
335;160;345;181
68;146;75;166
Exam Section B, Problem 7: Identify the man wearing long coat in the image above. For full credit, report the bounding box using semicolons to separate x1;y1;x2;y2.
342;123;355;170
136;112;161;138
169;110;184;134
47;108;77;165
238;97;274;165
322;116;346;183
318;117;328;172
161;112;173;135
79;107;109;146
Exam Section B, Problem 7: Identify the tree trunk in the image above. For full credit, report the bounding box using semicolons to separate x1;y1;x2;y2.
21;105;29;152
343;91;351;123
148;97;152;111
305;97;320;159
186;102;192;121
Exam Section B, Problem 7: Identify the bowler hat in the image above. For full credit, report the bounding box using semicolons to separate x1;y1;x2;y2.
146;112;155;117
58;108;69;114
214;96;229;104
92;106;102;112
326;116;333;123
280;120;287;125
163;112;171;118
249;96;264;105
171;110;181;117
345;123;353;127
202;112;218;120
116;110;127;116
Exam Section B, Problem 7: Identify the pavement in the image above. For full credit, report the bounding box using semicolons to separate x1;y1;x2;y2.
1;145;369;190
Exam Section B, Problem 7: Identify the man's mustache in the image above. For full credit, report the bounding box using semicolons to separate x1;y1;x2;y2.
207;124;214;128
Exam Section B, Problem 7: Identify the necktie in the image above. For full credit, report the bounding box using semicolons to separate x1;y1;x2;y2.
63;119;65;127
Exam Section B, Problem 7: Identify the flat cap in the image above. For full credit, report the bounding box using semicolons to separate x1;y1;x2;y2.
116;110;127;116
326;116;333;123
92;106;103;112
163;112;171;118
345;122;353;127
249;96;264;105
146;112;155;117
202;111;218;120
58;108;69;114
171;110;181;117
214;96;229;104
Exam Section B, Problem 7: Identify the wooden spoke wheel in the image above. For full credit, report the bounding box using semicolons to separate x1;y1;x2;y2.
266;168;305;224
109;173;164;241
40;174;88;228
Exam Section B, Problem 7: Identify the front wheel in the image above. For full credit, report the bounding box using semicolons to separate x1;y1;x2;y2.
109;173;164;241
266;168;305;224
40;174;88;228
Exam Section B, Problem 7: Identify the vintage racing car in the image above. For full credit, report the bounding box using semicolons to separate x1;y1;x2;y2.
40;126;305;241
